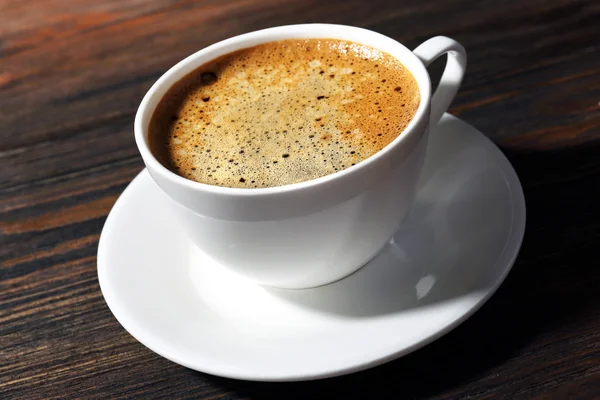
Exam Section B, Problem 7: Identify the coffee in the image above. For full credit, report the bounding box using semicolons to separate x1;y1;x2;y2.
149;39;420;188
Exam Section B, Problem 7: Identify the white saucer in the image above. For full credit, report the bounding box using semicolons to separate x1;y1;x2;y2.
97;113;525;381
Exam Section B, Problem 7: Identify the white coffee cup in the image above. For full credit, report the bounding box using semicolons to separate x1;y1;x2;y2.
134;24;466;289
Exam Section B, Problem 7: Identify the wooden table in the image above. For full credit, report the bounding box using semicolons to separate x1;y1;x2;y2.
1;0;599;398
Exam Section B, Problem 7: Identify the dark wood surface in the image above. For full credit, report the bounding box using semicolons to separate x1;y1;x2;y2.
1;0;599;398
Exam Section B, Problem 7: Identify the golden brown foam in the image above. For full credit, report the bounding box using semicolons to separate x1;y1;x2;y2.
149;39;420;188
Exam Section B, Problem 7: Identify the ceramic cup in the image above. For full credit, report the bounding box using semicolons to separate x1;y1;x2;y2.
134;24;466;289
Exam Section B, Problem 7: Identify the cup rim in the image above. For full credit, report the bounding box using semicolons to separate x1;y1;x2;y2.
134;23;431;197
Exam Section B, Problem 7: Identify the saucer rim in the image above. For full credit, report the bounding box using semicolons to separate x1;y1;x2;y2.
97;113;526;381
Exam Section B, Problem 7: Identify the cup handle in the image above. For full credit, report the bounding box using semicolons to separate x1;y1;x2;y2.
413;37;467;126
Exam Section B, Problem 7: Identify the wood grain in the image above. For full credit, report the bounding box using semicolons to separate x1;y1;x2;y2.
1;0;599;398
